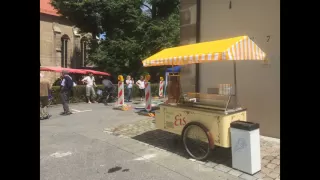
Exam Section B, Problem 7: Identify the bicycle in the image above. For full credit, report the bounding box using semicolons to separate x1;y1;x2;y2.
96;87;117;105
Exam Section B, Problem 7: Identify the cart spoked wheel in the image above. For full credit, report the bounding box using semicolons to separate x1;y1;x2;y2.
182;123;212;160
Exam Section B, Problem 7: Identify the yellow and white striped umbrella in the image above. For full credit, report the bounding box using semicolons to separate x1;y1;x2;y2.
142;36;266;67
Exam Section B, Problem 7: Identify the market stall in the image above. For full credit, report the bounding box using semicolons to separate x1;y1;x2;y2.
164;66;181;98
40;66;87;74
79;69;110;76
40;66;111;76
142;35;266;160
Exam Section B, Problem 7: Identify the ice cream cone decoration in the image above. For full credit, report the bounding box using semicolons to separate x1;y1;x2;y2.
145;74;151;82
118;75;124;81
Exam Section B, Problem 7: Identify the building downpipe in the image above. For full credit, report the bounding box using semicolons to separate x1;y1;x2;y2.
195;0;201;93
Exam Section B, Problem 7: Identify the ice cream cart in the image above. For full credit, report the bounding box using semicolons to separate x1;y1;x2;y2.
142;36;267;160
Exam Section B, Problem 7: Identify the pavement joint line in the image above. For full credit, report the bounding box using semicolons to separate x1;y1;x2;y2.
71;109;93;113
71;109;81;112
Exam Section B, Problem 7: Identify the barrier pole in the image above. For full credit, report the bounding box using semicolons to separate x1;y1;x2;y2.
144;75;152;112
117;75;124;106
159;76;164;98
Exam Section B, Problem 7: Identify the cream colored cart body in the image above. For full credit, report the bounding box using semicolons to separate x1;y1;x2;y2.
155;104;246;148
142;36;267;160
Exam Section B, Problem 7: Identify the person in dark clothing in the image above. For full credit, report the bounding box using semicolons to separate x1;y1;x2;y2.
102;76;114;94
60;70;73;115
101;76;115;102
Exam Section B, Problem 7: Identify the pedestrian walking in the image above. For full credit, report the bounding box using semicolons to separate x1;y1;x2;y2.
125;75;134;102
60;70;73;115
82;72;97;103
40;73;52;120
136;75;145;101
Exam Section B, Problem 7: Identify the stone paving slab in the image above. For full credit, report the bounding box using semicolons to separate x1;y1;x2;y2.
41;132;192;180
176;162;240;180
104;119;280;180
103;135;241;180
120;142;151;153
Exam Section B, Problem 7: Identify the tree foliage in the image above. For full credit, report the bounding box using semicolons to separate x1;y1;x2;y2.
146;0;179;19
51;0;180;80
51;0;106;37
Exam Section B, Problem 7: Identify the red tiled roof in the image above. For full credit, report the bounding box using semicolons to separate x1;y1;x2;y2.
40;0;59;16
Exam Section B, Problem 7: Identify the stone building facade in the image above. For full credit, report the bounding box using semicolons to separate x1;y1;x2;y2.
179;0;198;94
179;0;280;138
40;0;90;83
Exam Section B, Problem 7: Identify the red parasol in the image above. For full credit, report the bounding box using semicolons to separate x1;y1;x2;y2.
81;69;111;76
40;66;87;74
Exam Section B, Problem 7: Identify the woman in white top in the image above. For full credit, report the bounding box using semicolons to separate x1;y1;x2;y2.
81;72;97;103
136;76;145;101
125;75;134;102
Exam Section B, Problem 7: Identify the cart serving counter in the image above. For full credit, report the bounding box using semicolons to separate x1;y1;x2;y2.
142;36;266;160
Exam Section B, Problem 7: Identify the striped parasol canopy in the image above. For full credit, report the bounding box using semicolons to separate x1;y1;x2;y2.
80;69;111;76
142;36;266;67
40;66;87;74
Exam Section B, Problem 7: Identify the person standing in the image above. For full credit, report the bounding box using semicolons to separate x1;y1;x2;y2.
125;75;134;102
60;70;73;115
136;76;145;101
82;72;97;103
40;73;52;120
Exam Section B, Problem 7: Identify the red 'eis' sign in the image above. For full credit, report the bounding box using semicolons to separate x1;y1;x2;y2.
174;113;186;126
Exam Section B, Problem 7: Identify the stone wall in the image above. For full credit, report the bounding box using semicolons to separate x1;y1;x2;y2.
179;0;197;94
200;0;280;138
179;0;280;138
40;13;86;84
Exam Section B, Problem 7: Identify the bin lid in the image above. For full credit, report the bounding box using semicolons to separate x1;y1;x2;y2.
230;121;259;131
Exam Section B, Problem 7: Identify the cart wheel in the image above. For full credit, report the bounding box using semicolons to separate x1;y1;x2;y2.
182;123;212;160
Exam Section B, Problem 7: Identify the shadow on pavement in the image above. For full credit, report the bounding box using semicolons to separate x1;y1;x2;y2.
132;129;232;167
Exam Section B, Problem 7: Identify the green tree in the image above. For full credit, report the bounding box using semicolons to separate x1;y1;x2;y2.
139;0;180;80
51;0;105;39
51;0;180;81
145;0;179;19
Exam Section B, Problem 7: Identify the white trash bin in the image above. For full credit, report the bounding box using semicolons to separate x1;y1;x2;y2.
230;121;261;175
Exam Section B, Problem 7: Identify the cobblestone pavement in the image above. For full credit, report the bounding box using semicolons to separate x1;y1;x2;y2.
104;119;280;180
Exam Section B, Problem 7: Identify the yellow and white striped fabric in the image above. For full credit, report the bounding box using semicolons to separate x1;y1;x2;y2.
142;36;266;67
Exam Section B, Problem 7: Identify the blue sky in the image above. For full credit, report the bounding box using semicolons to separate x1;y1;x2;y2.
99;33;106;40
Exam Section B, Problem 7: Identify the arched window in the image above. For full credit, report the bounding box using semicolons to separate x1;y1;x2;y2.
80;37;88;67
61;35;70;67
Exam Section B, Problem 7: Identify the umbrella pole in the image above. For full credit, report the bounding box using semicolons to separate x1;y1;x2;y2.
233;61;238;108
